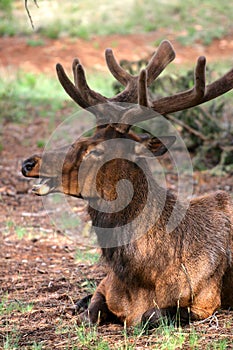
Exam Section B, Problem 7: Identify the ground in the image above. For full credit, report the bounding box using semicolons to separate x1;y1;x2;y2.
0;33;233;349
1;31;233;74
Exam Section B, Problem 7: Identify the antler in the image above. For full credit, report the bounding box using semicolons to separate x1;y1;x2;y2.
56;40;233;128
56;40;175;113
150;58;233;114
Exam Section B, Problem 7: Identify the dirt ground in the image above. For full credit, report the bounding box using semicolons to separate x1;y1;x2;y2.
1;31;233;74
0;33;233;349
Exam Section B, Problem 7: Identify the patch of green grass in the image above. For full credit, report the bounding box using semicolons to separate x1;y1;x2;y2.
2;333;20;350
26;38;45;47
93;41;100;50
0;0;13;12
0;295;33;315
205;338;230;350
68;24;90;40
75;248;100;265
56;323;112;349
40;21;61;39
87;72;115;98
0;70;68;123
188;329;200;348
6;220;14;229
171;0;233;46
36;139;46;148
31;343;43;350
3;220;44;240
75;323;110;349
61;322;209;350
2;1;233;46
58;212;81;231
0;19;17;37
15;226;27;239
0;0;17;37
0;69;115;124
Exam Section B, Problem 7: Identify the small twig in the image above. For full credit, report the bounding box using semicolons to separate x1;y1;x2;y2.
25;0;39;30
167;113;209;141
193;311;219;328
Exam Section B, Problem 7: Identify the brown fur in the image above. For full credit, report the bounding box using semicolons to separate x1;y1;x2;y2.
22;125;233;326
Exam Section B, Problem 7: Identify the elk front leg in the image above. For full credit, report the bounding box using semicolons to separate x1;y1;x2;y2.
76;277;121;325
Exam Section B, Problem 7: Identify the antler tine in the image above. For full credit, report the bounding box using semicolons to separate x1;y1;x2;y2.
73;61;107;105
72;58;80;87
116;69;153;133
105;48;133;86
56;63;90;109
138;69;149;107
146;40;176;86
194;56;206;98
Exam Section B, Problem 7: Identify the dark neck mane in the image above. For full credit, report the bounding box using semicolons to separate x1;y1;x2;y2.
87;159;180;283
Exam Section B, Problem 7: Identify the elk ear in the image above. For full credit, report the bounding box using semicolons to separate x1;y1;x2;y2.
135;136;176;158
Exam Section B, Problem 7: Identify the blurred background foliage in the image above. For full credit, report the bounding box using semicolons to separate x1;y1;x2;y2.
113;60;233;172
0;0;232;44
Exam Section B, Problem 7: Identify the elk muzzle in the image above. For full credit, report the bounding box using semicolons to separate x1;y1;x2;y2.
22;155;60;196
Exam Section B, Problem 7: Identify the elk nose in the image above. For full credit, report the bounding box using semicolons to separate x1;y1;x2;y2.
21;158;37;176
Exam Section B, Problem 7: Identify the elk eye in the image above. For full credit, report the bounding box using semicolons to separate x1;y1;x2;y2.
88;148;103;157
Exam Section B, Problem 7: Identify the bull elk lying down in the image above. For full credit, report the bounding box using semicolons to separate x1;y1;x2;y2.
22;40;233;327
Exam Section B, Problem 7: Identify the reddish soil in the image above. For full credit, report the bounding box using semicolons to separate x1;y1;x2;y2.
0;34;233;349
1;31;233;75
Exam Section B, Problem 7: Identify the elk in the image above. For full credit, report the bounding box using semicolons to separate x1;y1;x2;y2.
22;40;233;327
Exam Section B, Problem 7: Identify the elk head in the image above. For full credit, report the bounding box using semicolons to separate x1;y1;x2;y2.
22;40;233;202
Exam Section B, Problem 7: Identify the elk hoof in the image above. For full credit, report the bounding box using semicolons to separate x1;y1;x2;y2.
141;308;164;328
142;306;192;328
76;310;94;325
73;294;93;315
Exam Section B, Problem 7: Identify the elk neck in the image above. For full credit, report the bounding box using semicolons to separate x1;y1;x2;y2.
87;157;180;284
